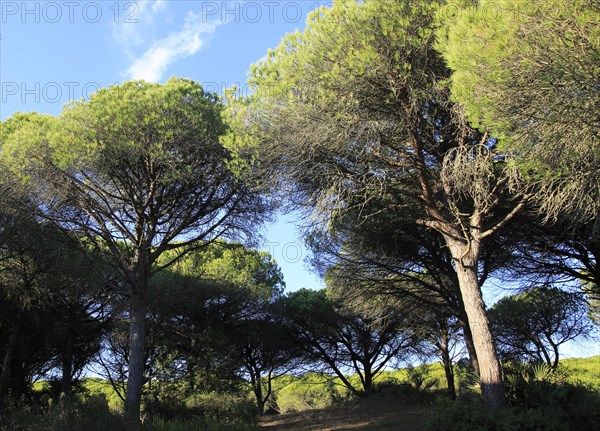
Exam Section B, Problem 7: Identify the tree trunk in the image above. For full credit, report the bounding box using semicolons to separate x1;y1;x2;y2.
440;334;456;399
253;373;265;415
125;290;147;421
447;238;505;408
550;341;560;369
363;362;374;394
61;354;73;395
0;323;19;402
187;324;196;395
458;312;480;375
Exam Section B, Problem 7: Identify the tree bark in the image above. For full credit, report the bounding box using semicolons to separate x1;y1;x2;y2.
251;370;265;415
440;334;456;399
0;323;19;402
363;362;374;394
61;354;73;395
447;238;505;408
125;290;147;421
458;312;480;375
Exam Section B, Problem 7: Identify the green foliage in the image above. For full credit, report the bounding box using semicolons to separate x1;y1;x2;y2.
427;377;600;431
0;395;127;431
426;398;568;431
488;288;592;367
0;393;258;431
144;391;256;424
82;378;124;412
427;359;600;431
274;373;347;413
503;362;565;407
183;392;257;424
561;356;600;390
404;364;439;392
437;0;600;220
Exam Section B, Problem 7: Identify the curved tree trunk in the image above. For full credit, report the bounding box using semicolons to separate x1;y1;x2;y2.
447;237;505;408
125;290;147;421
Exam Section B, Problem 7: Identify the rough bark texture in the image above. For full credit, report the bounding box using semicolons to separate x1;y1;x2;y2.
448;238;505;408
458;312;480;375
125;291;147;421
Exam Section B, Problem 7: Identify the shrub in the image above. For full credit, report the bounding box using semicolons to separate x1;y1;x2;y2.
0;394;129;431
0;394;259;431
183;392;257;424
371;377;440;404
405;365;439;392
275;374;346;413
426;399;567;431
426;383;600;431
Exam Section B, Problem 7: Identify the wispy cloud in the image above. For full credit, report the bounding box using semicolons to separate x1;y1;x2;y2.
112;0;167;52
150;0;167;14
125;12;222;82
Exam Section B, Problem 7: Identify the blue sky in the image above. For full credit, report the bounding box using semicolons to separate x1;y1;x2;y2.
0;0;330;292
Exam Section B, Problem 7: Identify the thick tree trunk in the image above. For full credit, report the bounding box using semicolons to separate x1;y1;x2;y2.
61;355;73;395
363;365;374;394
0;323;19;402
125;291;147;421
447;238;505;408
458;312;480;375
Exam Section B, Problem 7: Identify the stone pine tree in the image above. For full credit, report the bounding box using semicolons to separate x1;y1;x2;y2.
439;0;600;325
437;0;599;222
489;287;593;368
233;0;530;407
1;78;268;420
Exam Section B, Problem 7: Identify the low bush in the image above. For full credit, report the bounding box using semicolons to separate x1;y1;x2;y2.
426;399;567;431
0;394;128;431
184;392;257;423
371;378;440;404
0;394;259;431
426;380;600;431
275;374;346;413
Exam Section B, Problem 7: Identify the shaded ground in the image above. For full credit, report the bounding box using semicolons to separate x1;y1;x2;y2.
258;401;428;431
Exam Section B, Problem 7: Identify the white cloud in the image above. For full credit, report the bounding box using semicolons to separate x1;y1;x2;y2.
125;12;222;82
151;0;167;14
111;0;167;52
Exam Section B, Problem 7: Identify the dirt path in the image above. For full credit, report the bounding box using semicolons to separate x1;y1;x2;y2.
258;402;428;431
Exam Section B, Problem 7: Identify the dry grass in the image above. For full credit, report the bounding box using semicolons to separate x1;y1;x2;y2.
258;399;428;431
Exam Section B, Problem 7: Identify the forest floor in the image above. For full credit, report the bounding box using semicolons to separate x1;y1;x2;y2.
258;399;428;431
